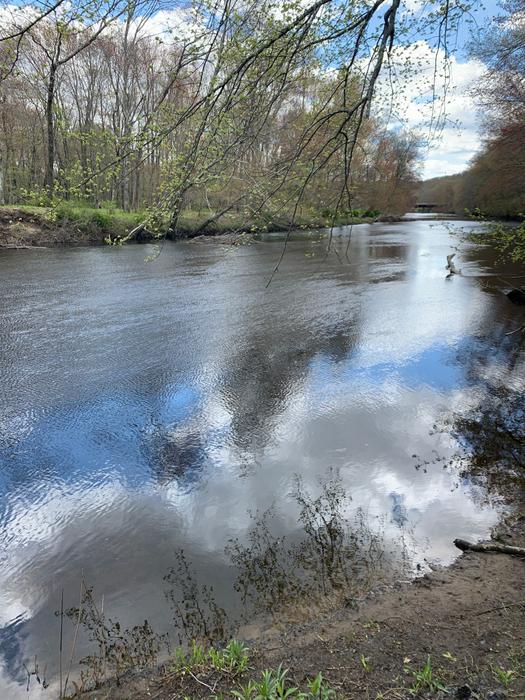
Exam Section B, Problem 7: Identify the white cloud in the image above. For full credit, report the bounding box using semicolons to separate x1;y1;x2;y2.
401;0;430;12
373;40;486;178
132;6;202;43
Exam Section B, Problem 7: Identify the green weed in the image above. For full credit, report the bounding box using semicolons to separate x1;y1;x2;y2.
232;666;335;699
407;657;447;695
360;654;371;672
491;664;517;689
172;639;249;676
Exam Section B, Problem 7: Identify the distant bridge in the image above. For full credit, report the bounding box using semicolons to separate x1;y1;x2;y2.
415;203;439;212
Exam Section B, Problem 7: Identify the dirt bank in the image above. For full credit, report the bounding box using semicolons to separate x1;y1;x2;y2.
0;208;257;248
0;208;109;247
80;507;524;700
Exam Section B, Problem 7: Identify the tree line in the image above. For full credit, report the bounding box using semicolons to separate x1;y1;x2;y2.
0;0;469;236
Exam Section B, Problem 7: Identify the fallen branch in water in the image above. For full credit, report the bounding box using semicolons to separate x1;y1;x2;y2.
506;325;525;336
454;539;525;557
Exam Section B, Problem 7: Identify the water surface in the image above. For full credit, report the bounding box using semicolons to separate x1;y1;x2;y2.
0;215;523;696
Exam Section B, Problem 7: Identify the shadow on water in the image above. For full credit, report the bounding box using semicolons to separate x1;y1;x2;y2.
420;382;525;500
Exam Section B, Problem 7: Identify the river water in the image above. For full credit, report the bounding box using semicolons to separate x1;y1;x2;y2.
0;215;523;696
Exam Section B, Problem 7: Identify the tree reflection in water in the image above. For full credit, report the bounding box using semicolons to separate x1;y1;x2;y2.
164;551;230;644
31;370;525;696
226;471;409;617
157;470;412;640
435;385;525;496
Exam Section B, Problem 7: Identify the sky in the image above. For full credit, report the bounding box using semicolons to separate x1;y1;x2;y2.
391;0;502;179
379;41;487;179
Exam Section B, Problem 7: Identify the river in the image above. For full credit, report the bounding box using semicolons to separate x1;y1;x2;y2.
0;215;523;696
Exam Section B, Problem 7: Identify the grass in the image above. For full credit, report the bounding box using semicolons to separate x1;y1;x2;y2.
167;642;337;700
491;664;518;689
172;640;250;676
51;203;147;238
360;654;371;673
0;202;147;239
0;204;48;215
163;643;525;700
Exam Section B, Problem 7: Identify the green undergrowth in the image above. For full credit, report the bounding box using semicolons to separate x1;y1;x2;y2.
54;203;147;235
0;203;146;238
465;209;525;263
172;639;250;675
158;645;523;699
230;666;335;700
163;643;524;700
175;207;378;236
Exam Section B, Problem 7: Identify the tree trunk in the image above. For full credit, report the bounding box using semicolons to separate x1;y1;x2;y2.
45;64;57;199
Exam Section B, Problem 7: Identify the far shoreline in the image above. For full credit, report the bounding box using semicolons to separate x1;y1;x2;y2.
0;205;387;250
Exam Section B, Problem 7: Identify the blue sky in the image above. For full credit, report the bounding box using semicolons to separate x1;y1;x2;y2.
152;0;503;179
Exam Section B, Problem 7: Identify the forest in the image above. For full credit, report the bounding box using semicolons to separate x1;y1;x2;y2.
0;0;431;240
2;0;522;240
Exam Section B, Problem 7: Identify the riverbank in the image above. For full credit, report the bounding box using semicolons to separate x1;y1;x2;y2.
0;205;379;248
80;506;525;699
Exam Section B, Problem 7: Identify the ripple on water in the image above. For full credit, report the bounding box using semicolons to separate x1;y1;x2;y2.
0;220;522;693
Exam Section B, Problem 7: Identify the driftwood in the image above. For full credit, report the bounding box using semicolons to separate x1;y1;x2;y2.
446;253;460;277
454;538;525;557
